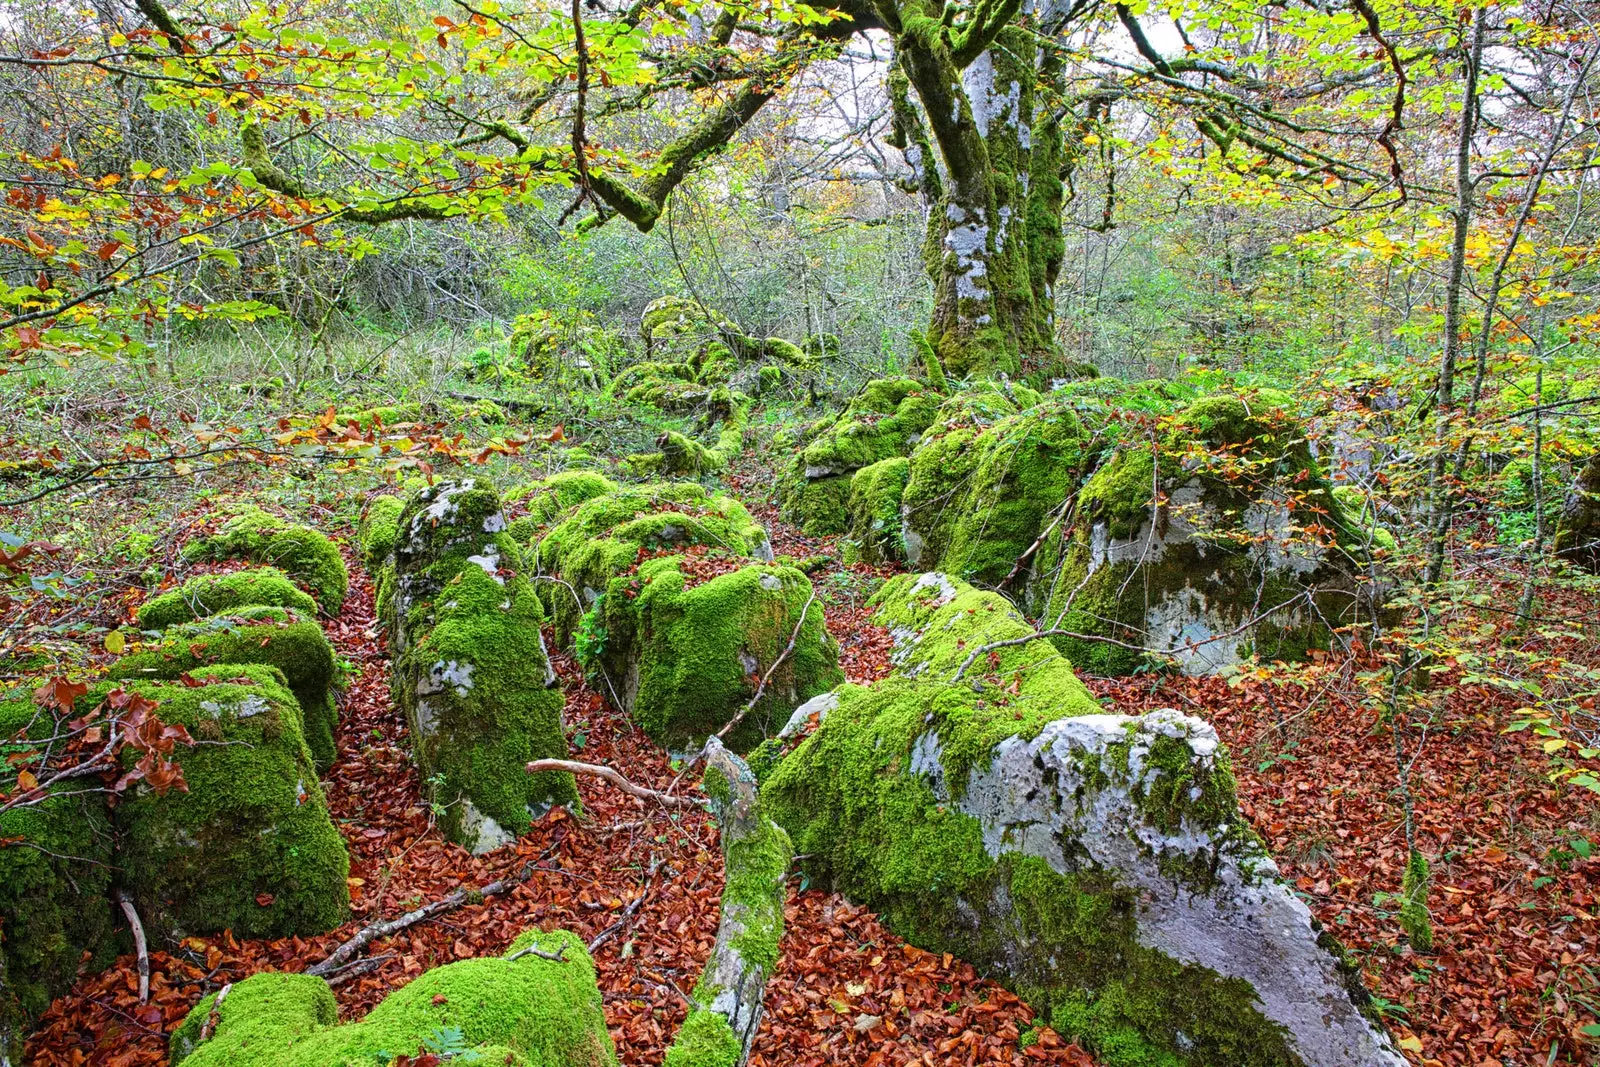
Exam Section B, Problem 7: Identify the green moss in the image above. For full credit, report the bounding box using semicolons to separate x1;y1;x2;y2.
663;1011;741;1067
138;568;319;630
761;681;1295;1067
182;510;349;615
778;378;943;535
536;483;769;643
901;394;1095;582
597;557;842;750
1399;849;1433;951
0;699;116;1034
171;929;615;1067
104;666;349;941
505;471;618;530
358;494;405;573
108;606;341;771
844;457;910;563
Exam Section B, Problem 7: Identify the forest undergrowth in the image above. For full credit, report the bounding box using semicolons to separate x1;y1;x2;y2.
8;439;1594;1067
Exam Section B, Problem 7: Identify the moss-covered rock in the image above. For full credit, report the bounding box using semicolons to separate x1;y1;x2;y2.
386;479;577;851
106;667;349;943
138;568;319;630
182;511;349;616
762;574;1405;1067
535;483;771;645
593;557;842;750
358;494;405;574
0;699;116;1051
842;457;910;563
900;392;1095;584
505;471;618;530
1026;393;1365;675
507;308;616;388
1554;452;1600;572
169;928;615;1067
107;607;341;771
777;378;942;535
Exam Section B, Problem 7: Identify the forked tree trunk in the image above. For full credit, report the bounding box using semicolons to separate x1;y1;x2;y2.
891;12;1068;379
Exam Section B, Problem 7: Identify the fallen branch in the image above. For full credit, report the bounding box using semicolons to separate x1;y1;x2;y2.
116;890;150;1004
305;862;538;978
525;758;699;807
504;941;568;963
446;390;548;415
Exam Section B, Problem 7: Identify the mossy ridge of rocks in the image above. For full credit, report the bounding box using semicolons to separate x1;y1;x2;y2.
0;666;350;1036
760;572;1407;1067
372;478;577;853
1023;391;1368;675
181;509;350;616
777;377;943;535
168;929;615;1067
592;554;843;751
137;567;319;630
108;605;342;771
534;481;772;647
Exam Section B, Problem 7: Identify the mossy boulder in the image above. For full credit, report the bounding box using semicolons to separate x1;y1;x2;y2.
900;393;1096;584
169;928;615;1067
0;698;117;1054
182;510;349;616
505;471;618;528
107;606;341;771
591;556;842;750
1554;452;1600;572
761;572;1405;1067
358;494;405;574
1026;393;1365;675
507;308;615;388
777;378;942;535
386;479;577;852
842;457;910;563
138;567;318;630
535;483;771;645
107;667;349;943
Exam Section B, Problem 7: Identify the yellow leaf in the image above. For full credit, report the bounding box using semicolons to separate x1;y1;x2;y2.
105;630;125;654
17;768;38;791
1543;737;1568;753
1397;1035;1424;1053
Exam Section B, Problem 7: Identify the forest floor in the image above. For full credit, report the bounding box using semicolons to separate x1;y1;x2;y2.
18;455;1600;1067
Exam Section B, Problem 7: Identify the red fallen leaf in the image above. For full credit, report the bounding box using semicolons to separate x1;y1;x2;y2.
255;892;275;907
431;993;448;1005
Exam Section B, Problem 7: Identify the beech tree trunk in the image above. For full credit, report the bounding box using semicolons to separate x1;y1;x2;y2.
891;12;1068;379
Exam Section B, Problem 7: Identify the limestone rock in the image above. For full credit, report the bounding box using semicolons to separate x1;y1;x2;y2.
379;479;576;852
763;572;1404;1066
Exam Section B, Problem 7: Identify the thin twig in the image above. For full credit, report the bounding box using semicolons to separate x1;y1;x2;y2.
116;890;150;1004
716;591;817;742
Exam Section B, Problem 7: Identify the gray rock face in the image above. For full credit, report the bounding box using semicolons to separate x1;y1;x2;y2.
943;710;1406;1067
